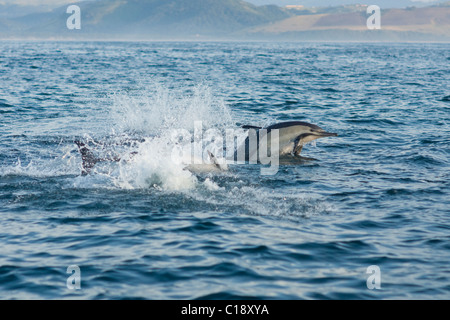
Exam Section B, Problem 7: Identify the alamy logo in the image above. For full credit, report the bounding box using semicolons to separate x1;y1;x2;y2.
67;5;81;30
367;5;381;30
366;265;381;290
67;265;81;290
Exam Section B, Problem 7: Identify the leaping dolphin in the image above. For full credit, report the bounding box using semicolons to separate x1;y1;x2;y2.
233;121;338;162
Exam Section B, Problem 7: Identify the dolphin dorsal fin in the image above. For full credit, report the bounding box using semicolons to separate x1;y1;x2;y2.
75;140;100;176
207;151;228;171
207;151;221;170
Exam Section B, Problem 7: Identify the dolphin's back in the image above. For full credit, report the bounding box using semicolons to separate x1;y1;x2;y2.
265;121;321;131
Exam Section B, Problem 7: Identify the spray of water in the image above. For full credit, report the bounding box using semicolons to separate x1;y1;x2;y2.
94;83;235;190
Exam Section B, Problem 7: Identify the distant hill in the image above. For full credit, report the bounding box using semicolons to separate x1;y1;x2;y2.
248;4;450;41
1;0;292;39
0;0;449;41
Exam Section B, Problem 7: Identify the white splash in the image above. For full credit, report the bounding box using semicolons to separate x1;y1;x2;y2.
96;83;235;191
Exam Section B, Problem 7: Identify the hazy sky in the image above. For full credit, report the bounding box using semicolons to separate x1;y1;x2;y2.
249;0;445;5
0;0;442;6
0;0;77;5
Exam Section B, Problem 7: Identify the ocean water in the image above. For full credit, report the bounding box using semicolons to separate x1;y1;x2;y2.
0;41;449;300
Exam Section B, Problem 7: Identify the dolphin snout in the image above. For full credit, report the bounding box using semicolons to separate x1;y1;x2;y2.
318;131;338;137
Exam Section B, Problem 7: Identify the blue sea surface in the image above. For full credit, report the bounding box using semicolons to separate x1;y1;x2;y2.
0;41;449;299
